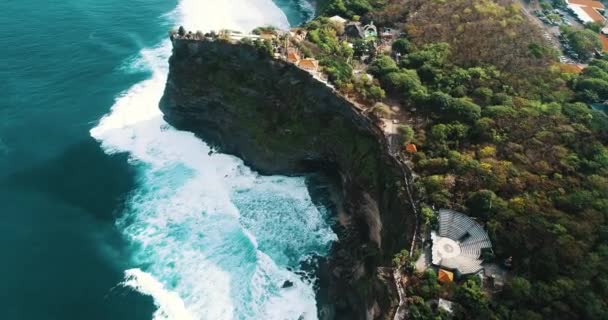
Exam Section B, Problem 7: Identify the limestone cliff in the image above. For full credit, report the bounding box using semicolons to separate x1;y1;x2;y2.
160;38;417;319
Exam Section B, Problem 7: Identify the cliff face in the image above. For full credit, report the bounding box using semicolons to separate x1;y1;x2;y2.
160;38;417;319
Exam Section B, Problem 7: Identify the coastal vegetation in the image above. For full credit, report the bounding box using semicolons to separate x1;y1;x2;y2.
310;0;608;318
561;26;602;61
573;58;608;103
171;0;608;317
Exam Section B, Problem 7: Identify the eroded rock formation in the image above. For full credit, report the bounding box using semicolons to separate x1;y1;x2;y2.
160;38;416;319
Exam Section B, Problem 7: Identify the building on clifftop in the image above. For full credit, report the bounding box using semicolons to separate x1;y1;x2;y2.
286;48;301;64
298;58;319;72
328;15;348;27
431;209;492;277
566;0;605;24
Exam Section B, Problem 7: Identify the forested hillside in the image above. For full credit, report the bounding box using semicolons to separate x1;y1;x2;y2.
311;0;608;318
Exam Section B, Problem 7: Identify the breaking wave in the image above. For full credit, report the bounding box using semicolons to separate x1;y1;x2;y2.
91;0;335;319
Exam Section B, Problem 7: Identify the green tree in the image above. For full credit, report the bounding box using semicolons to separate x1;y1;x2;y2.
253;39;274;57
562;26;602;61
324;0;347;16
384;69;424;96
392;38;413;55
577;78;608;102
418;269;441;299
421;205;436;225
401;43;450;69
392;249;410;267
367;84;385;101
466;189;496;219
447;98;481;123
408;296;435;320
352;39;368;57
321;57;353;85
455;278;489;315
585;21;603;33
370;102;393;117
506;276;532;302
368;55;399;76
397;124;415;143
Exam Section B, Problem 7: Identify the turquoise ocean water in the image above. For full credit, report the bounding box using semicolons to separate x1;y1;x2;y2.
1;1;331;319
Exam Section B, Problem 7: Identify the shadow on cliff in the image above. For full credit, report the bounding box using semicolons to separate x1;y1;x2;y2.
161;38;418;319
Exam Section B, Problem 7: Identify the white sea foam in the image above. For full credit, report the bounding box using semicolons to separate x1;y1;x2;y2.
297;0;316;21
91;0;334;319
172;0;290;32
123;269;195;320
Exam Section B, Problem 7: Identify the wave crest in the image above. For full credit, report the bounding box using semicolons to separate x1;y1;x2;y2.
91;0;334;319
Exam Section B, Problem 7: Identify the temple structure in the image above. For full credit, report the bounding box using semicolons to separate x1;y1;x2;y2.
431;209;492;276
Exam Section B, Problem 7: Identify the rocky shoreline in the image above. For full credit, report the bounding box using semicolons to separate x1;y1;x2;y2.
159;37;418;319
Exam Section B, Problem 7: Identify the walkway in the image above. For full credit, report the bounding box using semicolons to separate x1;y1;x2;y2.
393;268;409;320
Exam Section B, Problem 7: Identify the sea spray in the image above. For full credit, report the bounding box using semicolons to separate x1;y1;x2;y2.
90;0;335;319
123;269;195;320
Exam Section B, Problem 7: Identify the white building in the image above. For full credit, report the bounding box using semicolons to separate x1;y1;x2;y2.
328;15;348;26
566;0;606;24
431;209;492;275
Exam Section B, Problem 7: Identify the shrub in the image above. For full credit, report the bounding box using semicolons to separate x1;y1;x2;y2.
392;38;413;55
392;249;410;267
384;69;424;96
367;84;386;101
371;102;394;117
397;124;415;143
368;55;399;76
562;26;602;61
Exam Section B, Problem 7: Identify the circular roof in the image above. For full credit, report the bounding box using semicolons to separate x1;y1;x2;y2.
431;209;492;275
434;237;461;259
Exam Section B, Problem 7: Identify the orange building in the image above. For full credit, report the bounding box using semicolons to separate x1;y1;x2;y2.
566;0;606;24
405;143;418;153
297;58;319;72
286;48;301;64
438;269;454;284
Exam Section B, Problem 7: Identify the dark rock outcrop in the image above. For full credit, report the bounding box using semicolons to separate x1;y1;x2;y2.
160;38;416;319
282;280;294;288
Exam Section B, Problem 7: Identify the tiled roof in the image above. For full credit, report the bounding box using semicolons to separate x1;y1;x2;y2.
580;5;606;22
287;49;300;63
568;0;604;9
298;58;319;70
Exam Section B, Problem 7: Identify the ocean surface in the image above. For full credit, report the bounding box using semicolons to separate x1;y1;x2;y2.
0;1;335;319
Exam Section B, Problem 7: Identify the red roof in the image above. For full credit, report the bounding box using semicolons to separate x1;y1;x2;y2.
580;5;606;22
298;58;319;71
287;49;300;63
600;34;608;52
568;0;605;9
438;269;454;284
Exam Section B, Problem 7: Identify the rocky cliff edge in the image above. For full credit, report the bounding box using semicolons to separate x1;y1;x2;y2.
160;37;417;319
